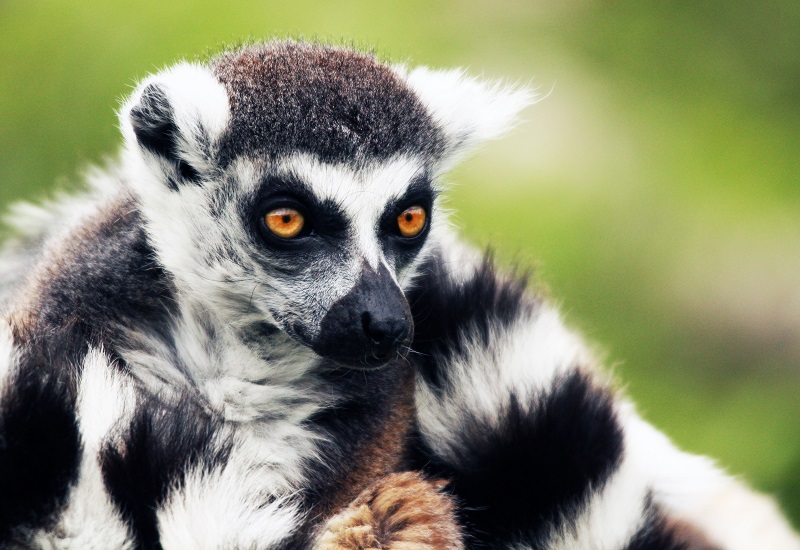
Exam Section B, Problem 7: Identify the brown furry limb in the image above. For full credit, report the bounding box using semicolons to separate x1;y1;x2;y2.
314;471;463;550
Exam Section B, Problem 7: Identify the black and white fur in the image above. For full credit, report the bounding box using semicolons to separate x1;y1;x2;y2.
0;41;797;549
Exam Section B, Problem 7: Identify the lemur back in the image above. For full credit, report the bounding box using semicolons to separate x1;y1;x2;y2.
0;41;798;549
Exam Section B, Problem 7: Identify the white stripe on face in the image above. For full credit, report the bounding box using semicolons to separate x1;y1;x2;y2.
276;153;430;269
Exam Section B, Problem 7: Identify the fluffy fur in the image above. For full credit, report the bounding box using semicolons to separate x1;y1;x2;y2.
0;40;797;549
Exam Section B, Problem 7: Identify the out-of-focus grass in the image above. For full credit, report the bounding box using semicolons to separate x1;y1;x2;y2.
1;0;798;527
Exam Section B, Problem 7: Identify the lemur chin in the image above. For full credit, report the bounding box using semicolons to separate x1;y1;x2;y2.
0;40;797;549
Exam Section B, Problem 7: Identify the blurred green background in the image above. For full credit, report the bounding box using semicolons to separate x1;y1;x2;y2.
1;0;798;527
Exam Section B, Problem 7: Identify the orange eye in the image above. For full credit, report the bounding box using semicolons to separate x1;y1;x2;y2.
264;207;305;239
397;205;427;238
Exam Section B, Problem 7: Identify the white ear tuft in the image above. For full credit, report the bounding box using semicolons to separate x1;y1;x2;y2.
120;62;230;186
401;66;533;165
121;62;230;146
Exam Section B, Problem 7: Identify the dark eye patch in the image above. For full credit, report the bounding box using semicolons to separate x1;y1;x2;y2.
379;175;436;238
380;175;436;271
248;174;349;251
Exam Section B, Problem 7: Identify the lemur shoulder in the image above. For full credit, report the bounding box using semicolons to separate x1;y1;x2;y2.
0;40;797;549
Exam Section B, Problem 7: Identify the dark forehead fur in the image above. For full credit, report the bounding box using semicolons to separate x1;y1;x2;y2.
212;42;445;165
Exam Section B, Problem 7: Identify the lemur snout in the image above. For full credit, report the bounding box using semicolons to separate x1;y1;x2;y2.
361;311;408;358
314;264;412;368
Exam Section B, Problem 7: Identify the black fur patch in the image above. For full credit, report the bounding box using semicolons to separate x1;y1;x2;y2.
101;392;233;550
0;359;81;543
407;253;533;390
408;371;625;547
29;196;177;361
405;253;624;546
130;84;201;187
130;85;178;161
213;42;446;166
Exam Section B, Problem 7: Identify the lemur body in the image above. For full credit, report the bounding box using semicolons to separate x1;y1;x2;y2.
0;41;797;549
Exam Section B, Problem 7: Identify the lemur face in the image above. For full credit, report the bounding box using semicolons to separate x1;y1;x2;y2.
211;151;437;368
120;42;529;368
242;154;435;367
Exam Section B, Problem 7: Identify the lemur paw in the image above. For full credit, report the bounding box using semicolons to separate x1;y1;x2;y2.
314;471;463;550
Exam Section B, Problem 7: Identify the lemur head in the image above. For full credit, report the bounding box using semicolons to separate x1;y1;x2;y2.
120;41;529;369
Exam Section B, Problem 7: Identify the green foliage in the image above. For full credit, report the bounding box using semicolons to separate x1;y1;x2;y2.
1;0;797;526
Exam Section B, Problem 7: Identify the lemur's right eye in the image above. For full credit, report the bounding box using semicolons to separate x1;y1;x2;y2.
264;207;305;239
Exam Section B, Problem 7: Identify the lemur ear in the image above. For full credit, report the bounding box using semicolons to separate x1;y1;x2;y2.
121;62;229;187
129;83;200;181
400;67;533;169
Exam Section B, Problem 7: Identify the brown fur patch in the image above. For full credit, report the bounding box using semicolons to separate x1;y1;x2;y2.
662;517;723;550
315;471;463;550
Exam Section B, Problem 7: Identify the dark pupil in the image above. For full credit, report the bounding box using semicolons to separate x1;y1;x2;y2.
282;214;292;224
405;213;413;222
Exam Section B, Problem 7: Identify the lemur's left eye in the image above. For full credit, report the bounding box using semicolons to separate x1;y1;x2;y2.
265;207;305;239
397;206;427;238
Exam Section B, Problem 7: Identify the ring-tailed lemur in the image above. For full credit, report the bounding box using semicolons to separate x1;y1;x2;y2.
0;40;798;549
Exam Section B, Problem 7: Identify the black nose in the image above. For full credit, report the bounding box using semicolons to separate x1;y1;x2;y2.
313;264;413;368
362;312;407;357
